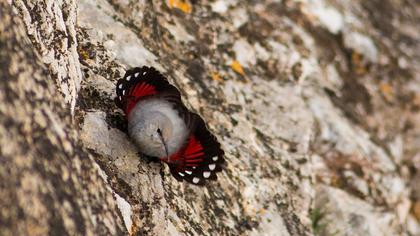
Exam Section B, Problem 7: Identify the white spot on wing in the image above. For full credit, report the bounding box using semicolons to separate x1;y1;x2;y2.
213;156;218;161
209;164;216;170
126;75;131;81
118;84;123;89
185;170;192;175
134;72;140;77
122;90;125;95
179;172;185;177
192;166;196;169
203;171;211;178
192;177;200;184
143;71;147;75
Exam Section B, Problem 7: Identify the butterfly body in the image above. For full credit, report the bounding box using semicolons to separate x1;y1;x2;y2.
116;66;225;185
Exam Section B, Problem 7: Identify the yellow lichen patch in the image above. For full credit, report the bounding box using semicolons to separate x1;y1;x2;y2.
413;93;420;107
414;201;420;221
230;60;245;76
168;0;192;14
211;72;222;81
78;47;90;60
351;52;368;75
379;82;394;101
257;208;266;215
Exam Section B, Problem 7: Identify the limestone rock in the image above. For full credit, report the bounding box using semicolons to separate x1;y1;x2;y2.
1;0;419;235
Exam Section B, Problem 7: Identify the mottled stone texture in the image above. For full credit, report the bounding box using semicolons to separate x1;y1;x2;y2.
13;0;82;113
2;0;419;235
0;2;125;236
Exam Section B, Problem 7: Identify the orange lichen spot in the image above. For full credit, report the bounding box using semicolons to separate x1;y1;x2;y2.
257;208;266;215
413;94;420;107
351;52;368;75
211;72;222;81
379;83;394;101
351;51;362;64
168;0;192;14
231;60;245;76
414;201;420;221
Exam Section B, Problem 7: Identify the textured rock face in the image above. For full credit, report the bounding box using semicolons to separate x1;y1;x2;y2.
1;0;419;235
13;0;82;113
0;2;125;235
314;185;398;236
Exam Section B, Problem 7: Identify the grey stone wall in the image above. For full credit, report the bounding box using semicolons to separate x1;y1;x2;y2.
1;0;419;235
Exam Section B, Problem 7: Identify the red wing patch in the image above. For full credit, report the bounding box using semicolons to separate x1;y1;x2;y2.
167;117;225;185
115;66;180;115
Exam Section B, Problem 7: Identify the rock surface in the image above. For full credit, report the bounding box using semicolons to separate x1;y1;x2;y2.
0;2;125;235
1;0;419;235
